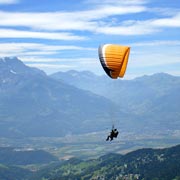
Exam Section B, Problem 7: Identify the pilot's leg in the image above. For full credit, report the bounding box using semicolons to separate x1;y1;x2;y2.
106;136;110;141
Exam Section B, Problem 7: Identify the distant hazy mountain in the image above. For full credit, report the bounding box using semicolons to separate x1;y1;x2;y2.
51;70;180;113
51;70;109;94
0;57;118;137
51;70;180;132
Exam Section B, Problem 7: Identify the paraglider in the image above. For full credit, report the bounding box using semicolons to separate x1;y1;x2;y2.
98;44;131;141
106;127;119;141
98;44;130;79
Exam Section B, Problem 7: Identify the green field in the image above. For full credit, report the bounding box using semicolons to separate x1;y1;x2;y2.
1;130;180;160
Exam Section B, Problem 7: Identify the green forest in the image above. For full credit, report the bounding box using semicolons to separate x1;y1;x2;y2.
0;144;180;180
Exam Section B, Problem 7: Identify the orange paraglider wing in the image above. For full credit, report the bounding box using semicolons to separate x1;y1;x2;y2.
98;44;130;79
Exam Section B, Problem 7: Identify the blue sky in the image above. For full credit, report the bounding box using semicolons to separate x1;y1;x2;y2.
0;0;180;78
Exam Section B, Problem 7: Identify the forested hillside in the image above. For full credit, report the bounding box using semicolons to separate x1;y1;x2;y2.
0;144;179;180
30;144;180;180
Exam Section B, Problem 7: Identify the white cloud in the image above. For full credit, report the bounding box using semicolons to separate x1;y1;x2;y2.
22;56;100;74
97;20;159;35
26;63;76;74
0;42;95;57
0;28;86;40
96;12;180;35
0;4;146;32
0;0;19;4
149;7;180;16
84;0;147;6
129;51;180;68
20;56;97;64
25;57;99;74
0;2;179;37
151;12;180;27
125;40;180;75
132;40;180;47
20;57;62;63
27;63;72;69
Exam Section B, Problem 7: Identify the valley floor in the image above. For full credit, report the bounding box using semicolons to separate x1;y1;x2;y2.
1;130;180;160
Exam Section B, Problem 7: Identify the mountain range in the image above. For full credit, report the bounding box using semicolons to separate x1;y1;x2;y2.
0;57;116;137
51;70;180;133
0;57;180;137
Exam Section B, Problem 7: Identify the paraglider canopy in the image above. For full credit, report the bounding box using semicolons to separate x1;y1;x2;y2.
98;44;130;79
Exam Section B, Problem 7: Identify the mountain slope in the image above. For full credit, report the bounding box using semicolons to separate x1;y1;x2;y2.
31;144;180;180
0;147;58;165
0;164;32;180
0;57;118;137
